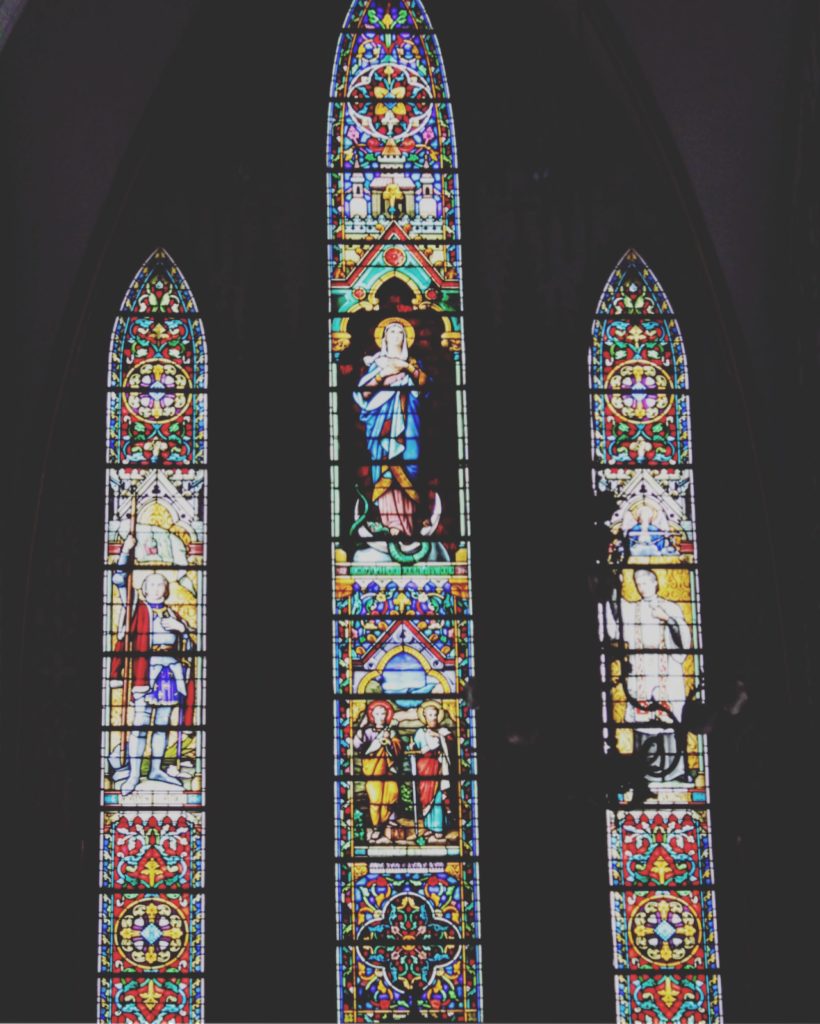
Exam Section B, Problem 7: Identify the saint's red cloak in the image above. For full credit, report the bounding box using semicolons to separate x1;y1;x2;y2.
111;600;195;727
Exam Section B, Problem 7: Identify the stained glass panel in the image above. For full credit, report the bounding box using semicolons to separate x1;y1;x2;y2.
329;3;481;1020
591;250;722;1022
99;250;206;1024
338;862;481;1022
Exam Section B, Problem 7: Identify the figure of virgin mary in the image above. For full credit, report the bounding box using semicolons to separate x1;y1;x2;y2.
354;317;427;537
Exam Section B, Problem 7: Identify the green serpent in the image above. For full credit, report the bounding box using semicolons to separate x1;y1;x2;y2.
351;486;432;565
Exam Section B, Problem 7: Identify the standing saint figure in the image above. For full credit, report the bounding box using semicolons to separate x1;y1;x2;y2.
411;700;452;840
354;317;427;537
353;700;403;842
110;533;195;796
612;567;691;779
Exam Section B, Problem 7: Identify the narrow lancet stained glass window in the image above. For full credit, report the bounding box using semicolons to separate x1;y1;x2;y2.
328;2;482;1019
98;249;206;1024
590;250;722;1023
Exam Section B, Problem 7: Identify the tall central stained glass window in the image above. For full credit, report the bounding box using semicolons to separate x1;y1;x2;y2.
591;250;722;1023
328;1;482;1020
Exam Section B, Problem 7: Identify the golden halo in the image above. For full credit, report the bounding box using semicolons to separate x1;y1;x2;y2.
418;699;443;725
373;316;415;349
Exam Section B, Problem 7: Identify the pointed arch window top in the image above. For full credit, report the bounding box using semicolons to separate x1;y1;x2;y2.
342;0;434;32
119;248;199;316
594;248;676;318
108;249;207;468
590;250;690;468
330;0;454;173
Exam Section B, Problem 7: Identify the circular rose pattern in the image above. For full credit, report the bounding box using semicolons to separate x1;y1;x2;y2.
114;897;188;969
348;62;433;144
124;358;192;423
605;359;673;424
628;894;701;966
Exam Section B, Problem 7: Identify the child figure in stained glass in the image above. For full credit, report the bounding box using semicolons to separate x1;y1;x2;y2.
353;700;403;842
110;533;194;796
354;317;427;537
411;700;452;839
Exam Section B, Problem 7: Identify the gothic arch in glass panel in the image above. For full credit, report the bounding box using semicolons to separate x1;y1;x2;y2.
98;249;206;1024
590;249;722;1024
328;1;482;1020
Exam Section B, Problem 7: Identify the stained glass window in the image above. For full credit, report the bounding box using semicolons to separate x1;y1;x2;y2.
98;249;206;1024
590;250;722;1023
328;2;482;1020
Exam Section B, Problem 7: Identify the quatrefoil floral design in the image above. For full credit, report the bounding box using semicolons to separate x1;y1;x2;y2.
357;891;460;992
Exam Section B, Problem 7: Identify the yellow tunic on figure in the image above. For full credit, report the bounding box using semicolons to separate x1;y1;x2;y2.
360;733;402;826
